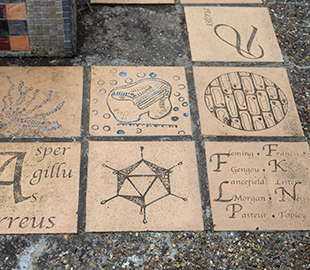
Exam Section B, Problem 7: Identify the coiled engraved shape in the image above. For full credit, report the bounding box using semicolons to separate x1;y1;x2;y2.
107;78;172;122
204;72;288;131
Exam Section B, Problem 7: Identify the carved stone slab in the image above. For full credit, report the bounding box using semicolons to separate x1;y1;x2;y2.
181;0;261;3
205;141;310;231
90;66;192;136
90;0;174;3
184;7;283;62
86;141;203;232
0;142;80;234
0;67;83;138
193;67;304;137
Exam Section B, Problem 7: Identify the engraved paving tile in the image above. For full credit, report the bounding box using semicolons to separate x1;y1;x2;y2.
86;141;204;232
0;142;80;234
0;67;83;138
205;141;310;231
90;66;192;136
193;67;304;137
90;0;174;3
184;7;283;62
181;0;261;3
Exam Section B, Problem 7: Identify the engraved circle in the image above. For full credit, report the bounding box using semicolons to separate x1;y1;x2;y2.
119;72;127;77
100;89;106;94
178;130;185;135
110;80;117;85
117;130;125;135
204;72;288;131
97;80;105;85
174;92;180;97
178;97;185;102
103;125;111;131
103;113;111;119
92;124;99;130
125;78;133;84
137;72;146;78
136;128;142;134
178;84;186;90
110;68;117;74
173;75;180;81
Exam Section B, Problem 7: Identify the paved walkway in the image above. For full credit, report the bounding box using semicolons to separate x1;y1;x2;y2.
0;0;309;269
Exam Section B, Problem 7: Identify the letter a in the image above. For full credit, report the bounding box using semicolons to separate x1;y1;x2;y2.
0;152;30;203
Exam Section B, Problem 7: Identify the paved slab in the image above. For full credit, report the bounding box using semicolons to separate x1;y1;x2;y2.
181;0;261;3
205;141;310;231
86;141;203;232
0;67;83;138
184;7;283;62
90;0;174;3
193;67;304;137
90;66;192;136
0;142;80;234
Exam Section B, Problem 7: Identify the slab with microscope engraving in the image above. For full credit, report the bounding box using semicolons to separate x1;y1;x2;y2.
90;66;192;136
193;67;304;137
86;141;203;232
0;142;80;234
205;141;310;231
184;7;282;62
0;67;83;138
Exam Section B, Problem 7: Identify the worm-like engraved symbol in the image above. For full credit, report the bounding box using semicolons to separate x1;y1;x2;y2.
107;78;172;122
205;72;288;131
214;24;264;59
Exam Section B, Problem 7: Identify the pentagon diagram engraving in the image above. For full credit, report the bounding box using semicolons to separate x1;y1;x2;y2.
107;78;172;122
204;72;288;131
0;76;65;132
101;146;187;224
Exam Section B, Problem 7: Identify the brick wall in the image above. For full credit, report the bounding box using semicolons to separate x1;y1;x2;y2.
0;0;77;57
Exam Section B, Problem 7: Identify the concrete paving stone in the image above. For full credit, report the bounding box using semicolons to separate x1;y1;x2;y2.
90;66;192;136
90;0;174;3
205;141;310;231
0;142;80;234
193;66;304;137
181;0;261;3
86;141;204;232
6;3;27;20
184;6;283;62
0;67;83;138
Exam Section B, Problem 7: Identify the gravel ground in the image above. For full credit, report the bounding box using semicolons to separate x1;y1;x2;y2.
0;0;309;269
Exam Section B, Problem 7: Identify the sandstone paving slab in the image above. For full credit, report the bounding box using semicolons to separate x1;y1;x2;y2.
86;141;204;232
193;67;304;137
90;66;192;136
205;141;310;231
91;0;174;3
181;0;261;3
0;67;83;138
0;142;80;234
184;7;283;62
